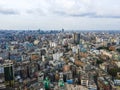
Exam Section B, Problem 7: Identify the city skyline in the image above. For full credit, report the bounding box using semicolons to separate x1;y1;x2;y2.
0;0;120;30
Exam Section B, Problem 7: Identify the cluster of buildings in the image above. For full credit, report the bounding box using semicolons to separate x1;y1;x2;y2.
0;30;120;90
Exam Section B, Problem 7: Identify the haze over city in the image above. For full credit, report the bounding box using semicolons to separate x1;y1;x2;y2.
0;0;120;30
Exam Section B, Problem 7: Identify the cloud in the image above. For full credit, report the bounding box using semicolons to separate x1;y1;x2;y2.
26;8;46;16
67;13;120;19
0;0;120;18
0;0;120;30
67;12;96;17
53;10;67;16
48;0;120;18
0;7;19;15
91;15;120;19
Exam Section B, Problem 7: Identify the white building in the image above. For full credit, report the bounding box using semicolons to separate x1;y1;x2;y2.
49;41;57;47
53;52;63;60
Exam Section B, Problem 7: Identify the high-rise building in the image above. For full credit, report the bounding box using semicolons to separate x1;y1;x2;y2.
73;33;80;44
62;28;64;32
3;60;14;87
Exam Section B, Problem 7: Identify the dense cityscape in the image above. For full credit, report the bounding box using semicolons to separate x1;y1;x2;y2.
0;30;120;90
0;0;120;89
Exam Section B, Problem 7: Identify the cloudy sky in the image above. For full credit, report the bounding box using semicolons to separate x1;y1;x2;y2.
0;0;120;30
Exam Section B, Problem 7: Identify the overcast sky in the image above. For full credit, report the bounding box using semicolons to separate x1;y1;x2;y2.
0;0;120;30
